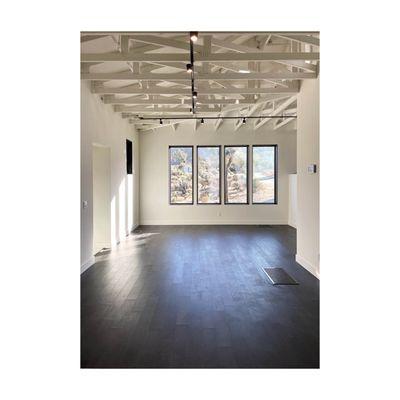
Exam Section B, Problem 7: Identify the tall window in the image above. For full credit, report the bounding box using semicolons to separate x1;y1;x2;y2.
197;146;221;204
224;146;248;204
252;145;277;204
126;139;133;174
169;146;193;204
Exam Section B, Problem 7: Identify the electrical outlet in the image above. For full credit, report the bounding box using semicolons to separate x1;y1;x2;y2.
82;200;88;209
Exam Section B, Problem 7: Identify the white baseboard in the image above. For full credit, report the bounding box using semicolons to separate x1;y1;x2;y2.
139;219;288;226
295;254;319;279
81;256;95;274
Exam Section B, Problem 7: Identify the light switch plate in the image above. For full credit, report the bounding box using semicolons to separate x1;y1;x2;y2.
308;164;317;174
83;200;88;209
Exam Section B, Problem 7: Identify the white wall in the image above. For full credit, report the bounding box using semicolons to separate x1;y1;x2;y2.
296;77;320;278
81;81;140;272
288;174;297;228
92;145;111;253
139;122;296;225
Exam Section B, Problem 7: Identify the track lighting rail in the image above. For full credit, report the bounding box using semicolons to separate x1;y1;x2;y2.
139;115;297;121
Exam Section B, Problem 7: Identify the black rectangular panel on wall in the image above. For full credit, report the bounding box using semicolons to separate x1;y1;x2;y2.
126;139;133;174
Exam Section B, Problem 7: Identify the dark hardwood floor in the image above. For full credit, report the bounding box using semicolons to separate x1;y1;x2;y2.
81;225;319;368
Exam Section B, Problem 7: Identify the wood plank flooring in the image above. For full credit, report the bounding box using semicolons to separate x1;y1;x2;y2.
81;225;319;368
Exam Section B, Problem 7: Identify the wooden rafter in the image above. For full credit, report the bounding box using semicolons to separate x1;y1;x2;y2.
81;31;319;131
81;52;319;63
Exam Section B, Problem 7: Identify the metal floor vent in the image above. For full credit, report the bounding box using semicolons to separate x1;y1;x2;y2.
263;267;299;285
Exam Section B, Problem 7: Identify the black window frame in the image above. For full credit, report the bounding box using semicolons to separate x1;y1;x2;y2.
223;145;249;205
168;145;194;205
196;145;222;205
252;144;278;205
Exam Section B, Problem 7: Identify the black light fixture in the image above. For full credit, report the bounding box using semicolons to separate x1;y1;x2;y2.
192;91;197;99
159;119;163;125
186;63;193;73
190;31;198;42
243;117;246;124
201;118;204;124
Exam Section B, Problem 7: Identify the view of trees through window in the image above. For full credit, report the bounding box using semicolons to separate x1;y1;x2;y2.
169;146;193;204
197;146;221;204
224;146;248;204
252;146;276;203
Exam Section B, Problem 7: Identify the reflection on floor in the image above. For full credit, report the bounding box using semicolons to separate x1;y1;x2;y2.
81;225;319;368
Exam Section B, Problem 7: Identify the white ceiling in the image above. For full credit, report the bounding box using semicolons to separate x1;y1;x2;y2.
81;31;319;132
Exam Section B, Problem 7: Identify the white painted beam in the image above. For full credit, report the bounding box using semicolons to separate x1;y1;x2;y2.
81;35;108;43
115;106;222;113
214;115;223;131
273;117;296;130
103;96;258;105
273;34;319;47
81;71;315;81
81;52;319;63
129;34;203;52
254;95;297;130
234;96;279;131
93;84;299;95
209;38;317;73
134;118;194;131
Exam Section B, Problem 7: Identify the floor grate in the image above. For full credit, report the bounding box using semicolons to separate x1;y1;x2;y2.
263;267;299;285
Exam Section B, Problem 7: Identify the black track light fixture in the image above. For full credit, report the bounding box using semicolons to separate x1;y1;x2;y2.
201;118;204;124
190;31;198;42
243;117;246;124
193;91;197;99
186;63;193;73
159;119;163;125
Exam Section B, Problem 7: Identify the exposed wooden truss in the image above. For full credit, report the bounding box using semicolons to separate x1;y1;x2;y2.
81;31;319;131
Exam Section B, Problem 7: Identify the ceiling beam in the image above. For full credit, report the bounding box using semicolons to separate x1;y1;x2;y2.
273;117;296;130
254;95;297;130
133;118;194;131
83;31;319;36
273;34;319;47
103;96;259;105
82;71;315;81
214;114;223;131
210;38;317;73
128;34;203;52
234;96;279;131
81;52;319;63
81;35;109;43
115;106;222;113
93;83;299;95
